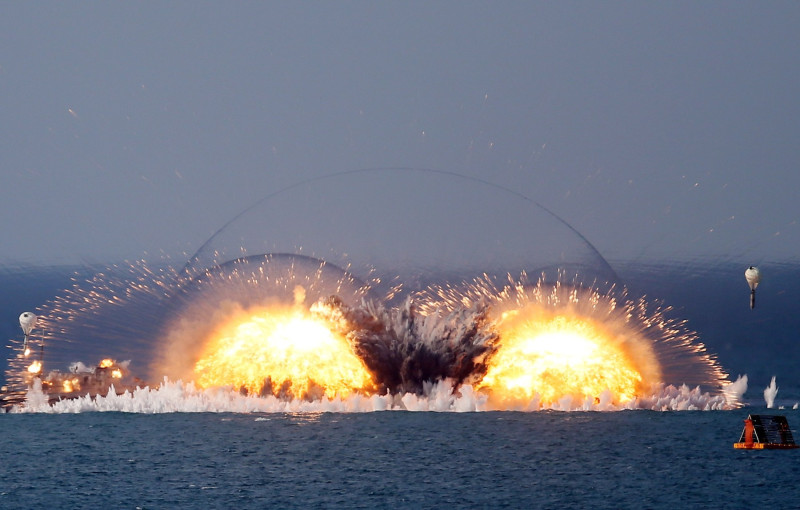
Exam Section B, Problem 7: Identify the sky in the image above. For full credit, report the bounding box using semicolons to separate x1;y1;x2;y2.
1;2;799;267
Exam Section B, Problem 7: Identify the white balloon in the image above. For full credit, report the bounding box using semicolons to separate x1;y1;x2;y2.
19;312;37;336
745;266;760;309
744;266;760;290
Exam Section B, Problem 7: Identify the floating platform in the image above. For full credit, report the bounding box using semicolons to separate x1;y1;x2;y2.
734;414;799;450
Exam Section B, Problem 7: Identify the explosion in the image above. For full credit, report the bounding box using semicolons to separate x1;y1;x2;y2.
8;262;735;412
4;171;740;412
478;310;649;408
27;360;42;374
417;274;694;409
191;289;375;400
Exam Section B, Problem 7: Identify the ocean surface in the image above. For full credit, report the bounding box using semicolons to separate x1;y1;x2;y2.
1;410;798;509
1;262;799;508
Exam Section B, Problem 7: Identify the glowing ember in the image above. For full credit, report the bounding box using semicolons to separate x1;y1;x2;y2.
63;379;76;392
27;361;42;374
192;300;375;400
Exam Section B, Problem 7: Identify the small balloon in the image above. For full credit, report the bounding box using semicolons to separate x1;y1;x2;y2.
744;266;760;309
19;312;37;336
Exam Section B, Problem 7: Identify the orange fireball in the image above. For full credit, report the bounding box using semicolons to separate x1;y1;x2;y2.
192;300;375;400
478;305;659;409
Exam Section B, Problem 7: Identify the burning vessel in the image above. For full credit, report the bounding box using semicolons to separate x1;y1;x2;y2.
2;310;140;411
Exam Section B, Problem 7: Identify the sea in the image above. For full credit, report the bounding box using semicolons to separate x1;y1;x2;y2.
1;261;799;508
0;410;798;508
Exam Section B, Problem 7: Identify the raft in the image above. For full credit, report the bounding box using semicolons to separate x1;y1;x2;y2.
734;414;799;449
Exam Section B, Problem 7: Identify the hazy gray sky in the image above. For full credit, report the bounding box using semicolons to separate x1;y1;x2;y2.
2;2;799;266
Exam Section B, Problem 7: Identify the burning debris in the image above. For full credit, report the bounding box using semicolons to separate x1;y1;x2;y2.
2;358;138;411
41;358;133;398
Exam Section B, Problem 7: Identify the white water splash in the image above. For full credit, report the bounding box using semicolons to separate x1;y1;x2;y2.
11;377;743;414
764;376;778;408
722;375;748;408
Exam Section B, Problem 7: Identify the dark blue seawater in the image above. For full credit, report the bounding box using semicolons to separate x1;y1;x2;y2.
0;410;798;509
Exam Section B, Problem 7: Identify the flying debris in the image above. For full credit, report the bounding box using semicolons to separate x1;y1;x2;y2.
19;312;37;353
744;266;760;309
